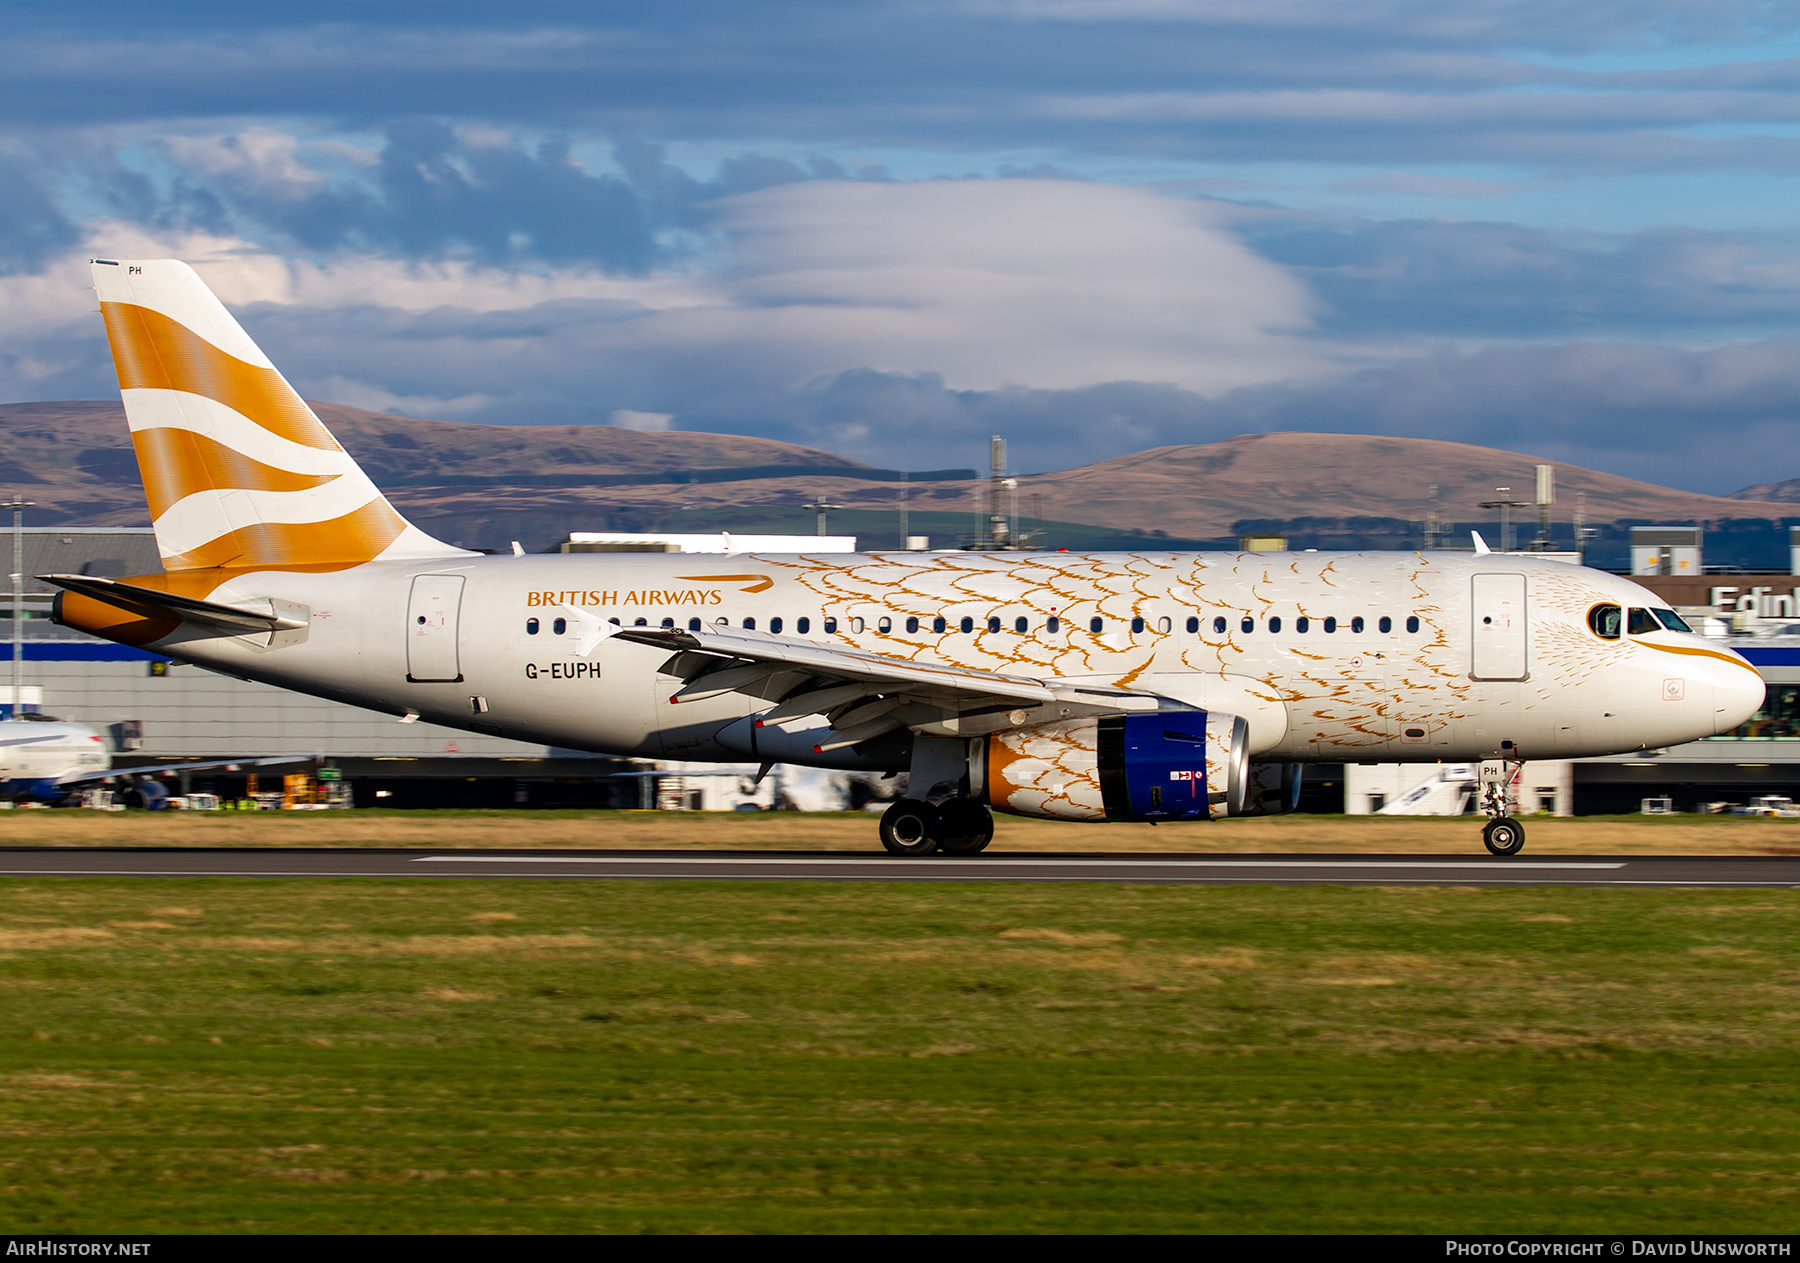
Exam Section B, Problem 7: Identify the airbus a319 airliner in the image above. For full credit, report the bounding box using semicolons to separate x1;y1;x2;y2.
45;259;1765;854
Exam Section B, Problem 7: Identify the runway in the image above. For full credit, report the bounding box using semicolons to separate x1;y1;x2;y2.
1;848;1798;886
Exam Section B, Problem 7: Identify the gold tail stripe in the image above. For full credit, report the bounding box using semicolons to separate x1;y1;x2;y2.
132;427;341;520
100;301;343;453
159;498;409;573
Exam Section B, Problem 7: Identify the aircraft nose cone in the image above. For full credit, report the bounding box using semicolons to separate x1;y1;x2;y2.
1713;658;1766;735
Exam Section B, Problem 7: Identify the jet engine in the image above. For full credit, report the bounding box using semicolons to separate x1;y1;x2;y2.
980;711;1248;822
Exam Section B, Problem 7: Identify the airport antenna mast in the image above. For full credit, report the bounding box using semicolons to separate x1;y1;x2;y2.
897;470;908;549
4;494;31;720
1532;464;1556;551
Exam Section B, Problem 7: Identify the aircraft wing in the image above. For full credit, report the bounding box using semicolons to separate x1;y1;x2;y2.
55;755;306;786
614;625;1152;751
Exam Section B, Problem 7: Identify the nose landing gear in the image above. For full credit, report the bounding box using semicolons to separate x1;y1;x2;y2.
1479;756;1526;856
1482;816;1525;857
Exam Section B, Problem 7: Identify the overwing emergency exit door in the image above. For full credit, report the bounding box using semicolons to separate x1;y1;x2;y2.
1470;573;1527;680
406;575;465;683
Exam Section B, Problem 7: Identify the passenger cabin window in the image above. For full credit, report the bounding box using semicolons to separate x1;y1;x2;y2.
1157;616;1171;634
1295;617;1310;633
1655;609;1692;633
1188;617;1201;634
932;617;946;634
797;617;810;634
1014;617;1028;633
1046;617;1060;633
1269;616;1282;633
989;617;1002;633
1405;616;1420;633
1627;607;1660;636
824;617;839;633
1378;616;1392;633
847;617;861;633
742;617;756;630
877;617;891;633
1351;616;1364;633
960;617;974;634
688;618;702;631
632;617;646;627
1090;617;1104;634
1588;604;1622;640
1240;617;1253;634
770;617;783;634
526;618;539;635
1131;617;1145;634
905;617;920;634
661;617;675;629
553;617;567;635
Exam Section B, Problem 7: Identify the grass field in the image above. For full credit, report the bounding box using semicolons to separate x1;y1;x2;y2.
3;807;1800;853
5;874;1800;1232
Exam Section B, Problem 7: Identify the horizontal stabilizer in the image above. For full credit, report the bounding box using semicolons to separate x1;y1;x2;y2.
39;574;306;634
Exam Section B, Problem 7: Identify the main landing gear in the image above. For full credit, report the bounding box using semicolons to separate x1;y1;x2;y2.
1479;756;1526;857
878;798;994;856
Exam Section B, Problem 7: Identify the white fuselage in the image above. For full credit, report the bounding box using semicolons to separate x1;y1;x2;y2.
134;549;1764;769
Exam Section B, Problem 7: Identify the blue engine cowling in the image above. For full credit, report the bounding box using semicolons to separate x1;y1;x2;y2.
983;711;1249;822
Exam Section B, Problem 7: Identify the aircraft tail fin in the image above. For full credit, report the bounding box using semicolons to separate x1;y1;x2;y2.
89;258;469;573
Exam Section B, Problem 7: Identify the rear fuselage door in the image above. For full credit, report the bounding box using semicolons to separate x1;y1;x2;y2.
406;574;465;683
1470;572;1527;680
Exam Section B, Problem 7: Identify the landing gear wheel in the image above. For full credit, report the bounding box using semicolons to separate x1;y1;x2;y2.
880;800;941;855
1483;817;1525;857
936;799;994;856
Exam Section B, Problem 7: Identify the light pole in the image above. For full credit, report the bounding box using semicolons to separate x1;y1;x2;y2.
803;493;842;537
1478;486;1530;554
4;494;32;721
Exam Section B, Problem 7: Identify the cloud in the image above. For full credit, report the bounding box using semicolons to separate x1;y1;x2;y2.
4;5;1800;177
175;177;1320;412
15;177;1800;494
1246;216;1800;339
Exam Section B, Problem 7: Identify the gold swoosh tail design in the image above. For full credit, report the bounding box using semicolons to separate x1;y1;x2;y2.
101;301;341;451
90;258;469;573
157;499;410;573
132;427;339;519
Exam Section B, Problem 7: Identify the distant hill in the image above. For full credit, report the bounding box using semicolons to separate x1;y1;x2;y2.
1728;476;1800;504
0;401;1789;551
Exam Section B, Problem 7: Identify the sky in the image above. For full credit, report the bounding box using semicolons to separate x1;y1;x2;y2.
6;3;1800;492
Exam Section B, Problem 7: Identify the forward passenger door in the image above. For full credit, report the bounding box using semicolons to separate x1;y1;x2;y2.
1470;573;1528;681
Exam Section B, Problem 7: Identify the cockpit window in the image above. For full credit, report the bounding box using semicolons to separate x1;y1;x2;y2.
1627;607;1660;636
1588;604;1622;640
1654;608;1692;633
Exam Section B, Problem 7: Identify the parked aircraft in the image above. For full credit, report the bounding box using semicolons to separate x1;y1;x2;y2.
0;717;111;800
44;259;1766;853
0;712;282;804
